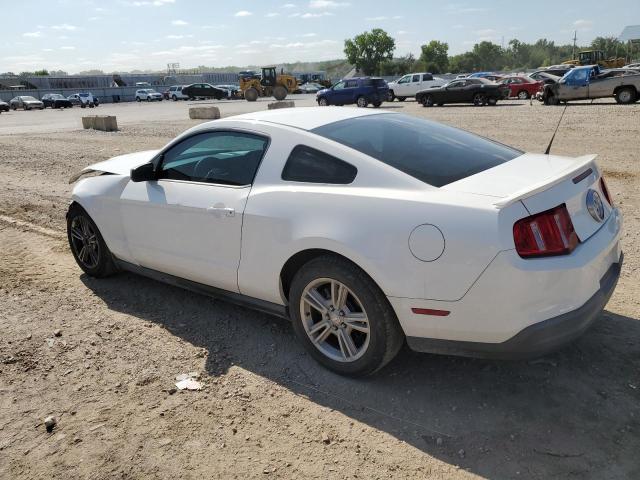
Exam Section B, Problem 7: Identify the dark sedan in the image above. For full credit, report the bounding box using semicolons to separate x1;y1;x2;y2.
42;93;73;109
0;100;9;113
181;83;227;100
416;78;509;107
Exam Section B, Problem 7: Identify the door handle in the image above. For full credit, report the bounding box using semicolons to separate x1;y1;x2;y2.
207;206;235;217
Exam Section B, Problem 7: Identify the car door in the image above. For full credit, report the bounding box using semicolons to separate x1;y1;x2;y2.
394;75;411;96
558;69;589;100
443;80;466;102
119;130;269;292
408;74;422;96
343;79;359;103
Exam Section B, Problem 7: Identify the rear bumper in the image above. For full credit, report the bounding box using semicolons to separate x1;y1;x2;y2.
406;252;622;359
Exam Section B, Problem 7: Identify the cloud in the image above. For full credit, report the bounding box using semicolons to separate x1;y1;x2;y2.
474;28;497;36
61;46;76;50
281;3;296;7
265;12;280;17
365;16;387;21
309;0;349;7
573;19;593;31
166;34;194;39
301;32;317;37
23;31;43;38
130;0;175;5
446;4;487;14
172;19;188;25
234;10;253;17
396;30;408;35
301;12;334;18
51;23;78;31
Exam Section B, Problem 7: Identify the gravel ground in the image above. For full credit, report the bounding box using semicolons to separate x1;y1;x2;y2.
1;98;639;480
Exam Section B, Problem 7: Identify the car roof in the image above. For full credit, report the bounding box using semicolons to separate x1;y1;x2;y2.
212;106;392;131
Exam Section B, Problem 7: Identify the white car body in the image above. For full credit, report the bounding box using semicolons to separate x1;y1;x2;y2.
168;85;188;100
387;73;446;99
69;107;622;372
135;89;163;101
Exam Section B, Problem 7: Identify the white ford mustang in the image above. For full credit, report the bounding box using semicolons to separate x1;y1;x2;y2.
68;107;623;376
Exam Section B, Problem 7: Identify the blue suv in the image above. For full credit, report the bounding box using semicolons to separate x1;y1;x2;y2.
316;77;389;108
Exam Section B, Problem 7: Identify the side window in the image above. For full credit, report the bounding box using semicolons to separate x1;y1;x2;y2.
412;74;420;82
397;75;410;84
345;80;358;88
333;81;345;90
281;145;357;184
422;74;433;81
159;131;268;186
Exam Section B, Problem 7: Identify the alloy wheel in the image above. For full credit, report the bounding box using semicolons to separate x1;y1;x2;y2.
69;215;100;269
300;278;370;363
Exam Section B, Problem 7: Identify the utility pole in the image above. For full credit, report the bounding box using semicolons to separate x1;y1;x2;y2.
572;31;577;59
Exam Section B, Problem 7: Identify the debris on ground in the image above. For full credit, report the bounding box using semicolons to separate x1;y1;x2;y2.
44;416;57;432
175;372;203;391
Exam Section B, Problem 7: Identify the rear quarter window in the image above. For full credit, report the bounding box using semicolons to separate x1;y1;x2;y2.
282;145;357;184
312;114;522;187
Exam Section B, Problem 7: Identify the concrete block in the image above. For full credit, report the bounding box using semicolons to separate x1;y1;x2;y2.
82;115;118;131
267;101;295;110
189;106;221;120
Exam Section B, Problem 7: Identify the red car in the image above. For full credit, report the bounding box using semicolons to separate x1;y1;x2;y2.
499;76;542;99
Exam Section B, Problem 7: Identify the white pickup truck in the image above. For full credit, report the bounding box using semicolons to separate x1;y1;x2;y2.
387;72;446;101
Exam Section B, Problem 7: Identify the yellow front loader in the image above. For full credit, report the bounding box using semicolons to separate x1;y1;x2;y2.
239;66;298;102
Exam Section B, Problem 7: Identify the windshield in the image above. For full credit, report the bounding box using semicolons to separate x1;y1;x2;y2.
23;96;37;101
51;94;65;99
79;93;89;97
312;114;522;187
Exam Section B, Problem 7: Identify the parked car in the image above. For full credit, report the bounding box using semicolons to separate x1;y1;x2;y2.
9;96;44;110
135;89;163;102
387;73;446;101
529;67;573;79
42;93;73;109
67;107;622;376
316;77;388;107
529;71;561;86
623;63;640;70
167;85;189;101
216;84;240;99
298;82;323;94
0;100;9;113
543;65;640;105
181;83;227;100
68;93;99;108
416;78;509;107
498;76;543;99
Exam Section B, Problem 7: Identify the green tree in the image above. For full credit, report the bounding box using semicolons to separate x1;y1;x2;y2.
344;28;395;75
419;40;449;73
33;69;49;76
590;36;625;58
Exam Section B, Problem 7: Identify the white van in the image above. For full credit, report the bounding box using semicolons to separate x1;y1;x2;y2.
168;85;188;101
387;72;445;101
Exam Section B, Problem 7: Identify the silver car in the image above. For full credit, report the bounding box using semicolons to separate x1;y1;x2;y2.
9;95;44;110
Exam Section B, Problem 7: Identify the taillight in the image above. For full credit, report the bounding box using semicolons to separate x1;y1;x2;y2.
513;205;579;258
600;177;613;205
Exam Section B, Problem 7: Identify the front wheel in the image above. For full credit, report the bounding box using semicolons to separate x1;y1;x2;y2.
318;97;328;106
397;96;406;102
356;96;368;108
67;204;117;278
244;87;259;102
273;85;288;101
487;97;498;106
517;90;529;100
289;255;404;376
172;95;178;101
473;93;487;106
420;94;434;107
136;97;141;102
372;101;382;108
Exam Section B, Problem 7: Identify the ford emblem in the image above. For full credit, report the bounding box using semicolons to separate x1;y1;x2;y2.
586;189;605;223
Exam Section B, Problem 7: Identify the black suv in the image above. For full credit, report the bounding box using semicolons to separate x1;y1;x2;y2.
316;77;389;108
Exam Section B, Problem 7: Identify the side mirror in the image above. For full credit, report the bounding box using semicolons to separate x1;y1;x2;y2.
130;162;156;182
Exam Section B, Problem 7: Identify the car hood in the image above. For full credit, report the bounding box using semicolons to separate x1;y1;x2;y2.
69;149;159;183
318;88;331;95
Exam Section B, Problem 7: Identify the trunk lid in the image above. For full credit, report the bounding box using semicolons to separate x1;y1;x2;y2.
442;153;612;242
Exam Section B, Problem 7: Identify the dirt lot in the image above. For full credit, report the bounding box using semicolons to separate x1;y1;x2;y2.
1;98;639;480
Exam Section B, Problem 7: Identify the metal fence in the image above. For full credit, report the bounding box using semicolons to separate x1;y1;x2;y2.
0;86;155;104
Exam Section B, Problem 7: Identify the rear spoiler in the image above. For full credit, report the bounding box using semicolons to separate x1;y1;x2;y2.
493;154;597;208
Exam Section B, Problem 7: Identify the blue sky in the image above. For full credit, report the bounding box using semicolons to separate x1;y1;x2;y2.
2;0;638;73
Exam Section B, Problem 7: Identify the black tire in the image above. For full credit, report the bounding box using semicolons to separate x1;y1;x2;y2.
66;203;117;278
387;90;395;102
289;255;404;376
473;93;487;106
136;97;141;102
397;96;406;102
487;97;498;106
544;94;559;106
273;85;288;101
372;101;382;108
147;96;152;102
172;95;178;101
437;103;444;106
356;96;368;108
318;97;328;106
245;87;259;102
421;94;434;107
615;87;636;105
517;90;529;100
11;105;16;110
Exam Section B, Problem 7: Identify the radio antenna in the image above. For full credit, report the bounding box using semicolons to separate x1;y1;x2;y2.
544;103;568;155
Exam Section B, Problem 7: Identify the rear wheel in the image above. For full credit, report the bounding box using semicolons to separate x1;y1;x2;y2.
172;95;178;101
473;93;487;106
517;90;529;100
356;96;368;108
487;97;498;106
289;255;404;376
67;204;117;278
387;90;395;102
136;97;141;102
615;87;636;104
245;87;259;102
273;86;288;101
